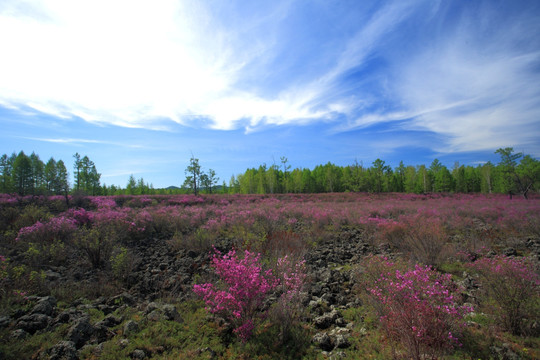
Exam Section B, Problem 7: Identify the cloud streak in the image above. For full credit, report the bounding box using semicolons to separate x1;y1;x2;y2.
0;0;539;156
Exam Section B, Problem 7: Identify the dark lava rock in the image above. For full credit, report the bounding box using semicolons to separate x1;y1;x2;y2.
31;296;57;316
48;340;78;360
312;332;334;351
314;309;340;329
123;320;139;336
67;316;94;348
16;313;50;334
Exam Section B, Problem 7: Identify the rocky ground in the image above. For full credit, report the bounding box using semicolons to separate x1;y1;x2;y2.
2;227;538;360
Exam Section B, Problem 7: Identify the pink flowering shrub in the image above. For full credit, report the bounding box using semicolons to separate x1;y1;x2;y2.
466;255;540;335
194;249;307;343
194;249;278;342
362;256;472;359
16;216;77;243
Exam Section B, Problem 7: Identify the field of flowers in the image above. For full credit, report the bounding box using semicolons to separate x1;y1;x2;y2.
0;192;539;359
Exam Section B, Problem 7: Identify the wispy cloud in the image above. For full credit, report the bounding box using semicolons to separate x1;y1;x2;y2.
1;0;539;157
20;136;146;149
0;0;420;130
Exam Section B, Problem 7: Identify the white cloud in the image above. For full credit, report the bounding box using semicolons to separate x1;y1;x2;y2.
1;0;539;159
0;0;418;132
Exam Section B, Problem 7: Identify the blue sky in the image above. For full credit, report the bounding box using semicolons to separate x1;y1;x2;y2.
1;0;539;188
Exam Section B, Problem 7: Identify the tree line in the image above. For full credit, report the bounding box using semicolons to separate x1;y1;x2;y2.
227;149;539;198
0;148;538;198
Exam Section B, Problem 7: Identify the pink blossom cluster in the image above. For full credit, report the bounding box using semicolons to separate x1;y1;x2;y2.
367;258;472;358
193;248;278;341
276;255;306;301
16;216;77;243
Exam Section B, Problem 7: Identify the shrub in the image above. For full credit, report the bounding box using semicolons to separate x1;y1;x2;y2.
110;246;136;282
16;216;77;244
362;256;472;359
269;254;307;343
193;248;278;342
378;214;449;267
466;255;540;335
76;227;115;269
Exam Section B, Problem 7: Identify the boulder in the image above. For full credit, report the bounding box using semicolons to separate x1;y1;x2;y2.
312;332;334;351
48;340;78;360
17;313;50;334
67;316;94;348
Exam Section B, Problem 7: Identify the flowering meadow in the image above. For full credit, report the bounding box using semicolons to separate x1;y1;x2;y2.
0;192;539;359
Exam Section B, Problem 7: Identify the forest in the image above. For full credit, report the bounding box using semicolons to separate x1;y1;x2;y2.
1;148;539;198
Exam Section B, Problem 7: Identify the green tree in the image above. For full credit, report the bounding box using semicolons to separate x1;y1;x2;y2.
12;151;33;195
126;175;137;195
480;162;494;194
371;158;391;193
184;156;202;195
516;155;540;199
280;156;291;193
29;152;45;194
495;147;537;198
55;160;69;196
44;158;58;194
73;153;82;191
403;165;417;193
453;163;467;193
0;153;15;193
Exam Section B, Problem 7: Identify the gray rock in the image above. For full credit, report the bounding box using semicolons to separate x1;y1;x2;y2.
96;315;122;328
0;315;10;328
334;334;351;349
32;296;57;316
131;349;146;359
118;338;130;348
145;302;160;313
17;313;50;334
147;309;162;321
11;328;28;339
503;247;517;257
48;340;78;360
314;309;340;329
108;292;136;307
45;270;62;282
67;316;94;348
163;304;181;322
313;332;334;351
124;320;139;336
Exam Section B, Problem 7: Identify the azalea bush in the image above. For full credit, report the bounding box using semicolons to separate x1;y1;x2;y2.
194;249;278;341
467;255;540;335
362;256;472;359
193;249;307;343
15;216;77;243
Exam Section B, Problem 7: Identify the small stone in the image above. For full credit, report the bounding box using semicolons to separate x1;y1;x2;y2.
162;304;181;322
131;349;146;359
67;316;94;348
48;340;77;360
118;338;130;348
32;296;57;316
11;329;28;339
334;334;351;348
314;309;340;329
124;320;139;336
17;313;50;334
147;309;162;321
0;315;10;328
312;332;334;351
